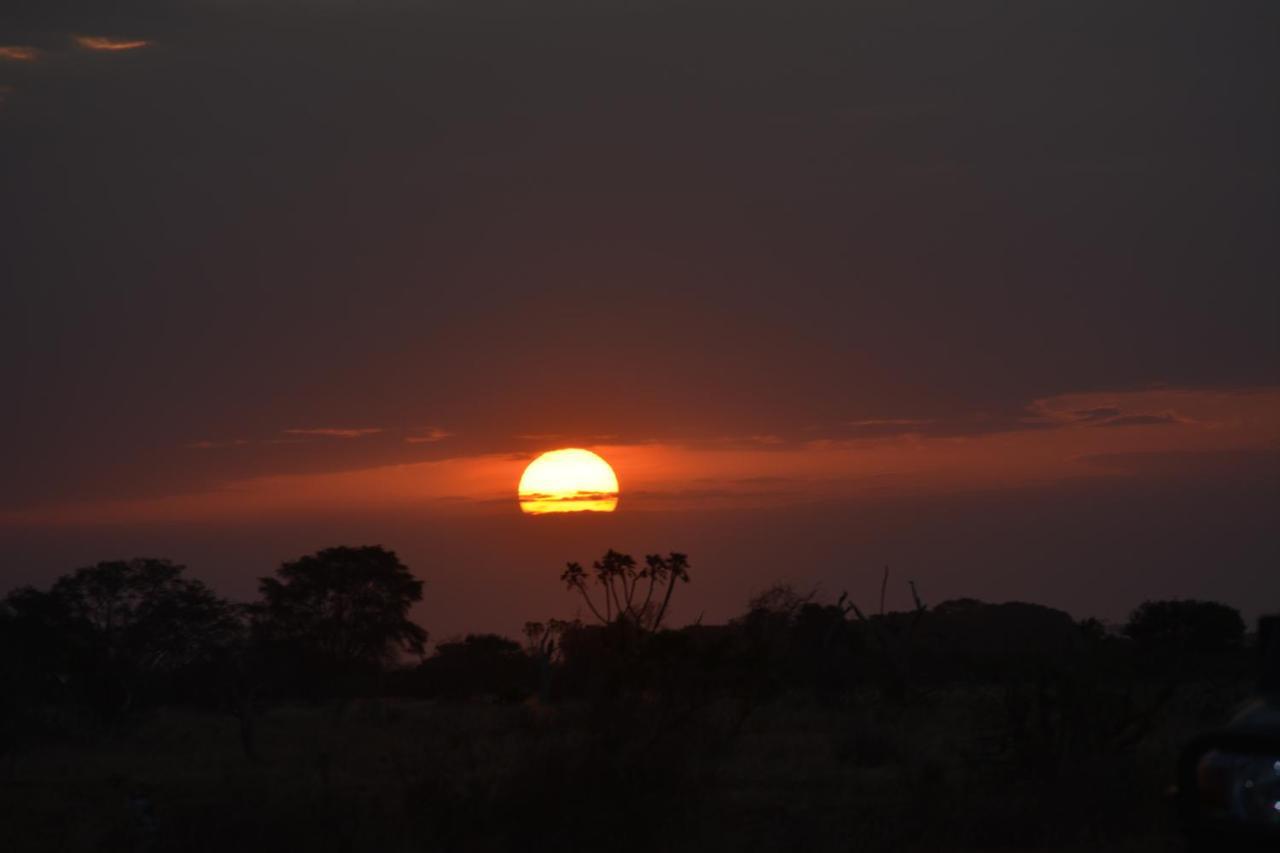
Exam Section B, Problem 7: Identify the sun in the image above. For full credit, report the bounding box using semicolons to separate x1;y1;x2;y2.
518;448;619;515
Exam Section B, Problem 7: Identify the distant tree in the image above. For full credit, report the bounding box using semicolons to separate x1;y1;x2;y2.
1124;599;1245;654
1;559;241;722
729;583;867;701
744;582;814;620
523;619;577;703
731;583;813;681
922;599;1078;657
561;550;690;632
412;634;534;700
255;546;427;697
1077;616;1108;643
1;585;78;704
523;619;576;662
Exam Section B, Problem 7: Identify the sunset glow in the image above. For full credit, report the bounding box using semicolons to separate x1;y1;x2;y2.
518;448;619;515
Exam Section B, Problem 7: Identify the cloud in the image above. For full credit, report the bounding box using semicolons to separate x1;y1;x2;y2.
513;433;620;443
839;418;939;438
798;387;1272;448
1071;407;1123;422
849;418;935;428
819;411;1059;441
1030;396;1192;430
1077;449;1280;478
73;36;151;52
519;491;617;502
283;427;384;439
1091;413;1181;428
0;46;40;62
688;434;790;449
405;428;453;444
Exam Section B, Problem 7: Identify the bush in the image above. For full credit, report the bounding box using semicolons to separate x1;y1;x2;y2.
1124;599;1245;654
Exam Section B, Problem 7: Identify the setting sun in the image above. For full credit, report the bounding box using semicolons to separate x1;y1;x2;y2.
518;448;619;515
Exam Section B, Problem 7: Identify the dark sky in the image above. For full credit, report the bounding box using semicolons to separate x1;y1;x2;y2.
2;0;1277;636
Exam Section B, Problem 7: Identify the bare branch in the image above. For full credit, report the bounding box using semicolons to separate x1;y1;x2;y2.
908;580;925;613
879;565;889;617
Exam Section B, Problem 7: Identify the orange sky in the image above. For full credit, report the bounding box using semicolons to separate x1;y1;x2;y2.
5;386;1274;527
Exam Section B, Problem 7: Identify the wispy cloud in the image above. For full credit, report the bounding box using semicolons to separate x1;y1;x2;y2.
821;412;1049;440
1091;413;1181;428
405;428;453;444
1071;407;1123;422
0;46;40;62
689;434;789;449
186;439;251;450
514;433;620;443
1035;399;1187;429
283;427;384;439
830;399;1188;441
73;36;151;52
849;418;934;428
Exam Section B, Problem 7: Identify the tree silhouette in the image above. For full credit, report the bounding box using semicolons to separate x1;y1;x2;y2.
524;618;576;703
1124;599;1245;654
2;558;240;722
412;634;534;700
561;550;690;631
256;546;427;697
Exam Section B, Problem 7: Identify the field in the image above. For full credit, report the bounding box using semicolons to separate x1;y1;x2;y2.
1;676;1250;853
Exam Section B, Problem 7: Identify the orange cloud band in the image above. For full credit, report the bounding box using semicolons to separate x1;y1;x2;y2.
3;386;1277;527
74;36;150;52
0;46;40;61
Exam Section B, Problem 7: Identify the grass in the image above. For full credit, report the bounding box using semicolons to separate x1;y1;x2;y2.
0;676;1238;853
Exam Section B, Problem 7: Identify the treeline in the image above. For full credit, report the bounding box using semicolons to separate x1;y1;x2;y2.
0;547;425;756
0;546;1257;755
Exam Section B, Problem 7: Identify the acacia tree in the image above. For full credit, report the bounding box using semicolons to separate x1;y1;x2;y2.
255;546;427;697
560;550;690;632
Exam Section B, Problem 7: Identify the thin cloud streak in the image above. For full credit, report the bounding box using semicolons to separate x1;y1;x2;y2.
282;427;384;439
73;36;151;52
1091;414;1181;428
405;428;453;444
828;389;1217;441
0;46;40;62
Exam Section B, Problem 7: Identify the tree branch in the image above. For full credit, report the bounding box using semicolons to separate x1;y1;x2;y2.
879;565;889;617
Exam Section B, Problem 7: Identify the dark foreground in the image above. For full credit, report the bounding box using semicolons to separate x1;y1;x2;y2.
0;681;1248;853
2;554;1266;851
